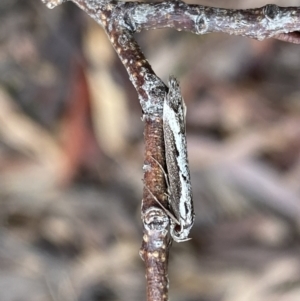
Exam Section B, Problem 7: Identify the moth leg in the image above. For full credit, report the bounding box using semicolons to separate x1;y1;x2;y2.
150;157;175;218
144;185;180;225
150;156;170;189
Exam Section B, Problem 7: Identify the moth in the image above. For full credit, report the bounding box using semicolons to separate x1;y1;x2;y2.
147;77;194;242
163;76;195;242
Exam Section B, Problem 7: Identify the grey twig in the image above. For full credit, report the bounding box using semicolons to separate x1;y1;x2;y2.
42;0;300;44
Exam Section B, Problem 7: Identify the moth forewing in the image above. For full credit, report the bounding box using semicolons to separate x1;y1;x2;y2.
163;77;195;242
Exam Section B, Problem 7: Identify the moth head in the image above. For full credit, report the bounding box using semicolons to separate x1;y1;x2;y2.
165;75;187;129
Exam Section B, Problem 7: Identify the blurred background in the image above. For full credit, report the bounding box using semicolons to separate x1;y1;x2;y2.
1;0;300;300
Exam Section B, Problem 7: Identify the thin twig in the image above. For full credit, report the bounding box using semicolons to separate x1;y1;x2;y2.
42;0;300;44
140;102;171;301
140;206;171;301
41;1;172;300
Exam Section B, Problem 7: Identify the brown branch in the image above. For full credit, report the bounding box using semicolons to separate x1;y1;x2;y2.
100;8;171;300
139;87;171;301
41;1;172;300
140;205;171;301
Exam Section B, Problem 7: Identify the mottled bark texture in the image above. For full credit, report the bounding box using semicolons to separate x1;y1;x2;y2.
40;0;300;300
141;114;171;301
140;205;171;301
42;0;300;43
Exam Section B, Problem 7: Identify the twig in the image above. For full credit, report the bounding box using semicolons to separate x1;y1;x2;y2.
140;207;171;301
41;1;171;300
125;3;300;43
42;1;300;44
140;98;171;301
